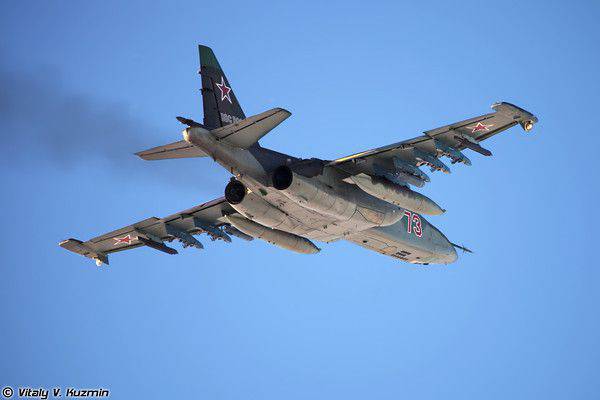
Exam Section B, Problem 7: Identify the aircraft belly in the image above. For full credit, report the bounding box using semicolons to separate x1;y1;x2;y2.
242;178;361;242
237;178;455;259
346;230;434;263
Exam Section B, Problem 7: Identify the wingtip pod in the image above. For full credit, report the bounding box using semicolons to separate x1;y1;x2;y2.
491;102;538;132
521;120;535;132
59;238;109;266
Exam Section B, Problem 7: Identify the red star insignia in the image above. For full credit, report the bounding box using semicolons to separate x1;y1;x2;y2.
215;76;232;104
469;122;494;133
113;234;135;245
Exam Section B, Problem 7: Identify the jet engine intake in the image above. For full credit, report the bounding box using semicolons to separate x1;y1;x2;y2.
272;165;294;190
224;179;247;204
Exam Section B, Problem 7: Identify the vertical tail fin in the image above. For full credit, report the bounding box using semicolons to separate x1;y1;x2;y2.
198;45;246;129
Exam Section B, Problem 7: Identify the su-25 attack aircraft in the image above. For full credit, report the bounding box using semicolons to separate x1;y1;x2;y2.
60;45;538;266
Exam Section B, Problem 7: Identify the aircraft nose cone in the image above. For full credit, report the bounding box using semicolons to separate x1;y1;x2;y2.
431;241;457;264
441;244;458;264
430;226;458;264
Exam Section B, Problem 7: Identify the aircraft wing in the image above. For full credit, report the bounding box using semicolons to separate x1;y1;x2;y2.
59;197;252;266
328;102;538;187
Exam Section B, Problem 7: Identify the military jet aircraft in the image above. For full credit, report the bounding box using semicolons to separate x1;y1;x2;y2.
60;45;538;266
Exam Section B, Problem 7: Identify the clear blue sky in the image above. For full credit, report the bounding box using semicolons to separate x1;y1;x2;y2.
1;1;599;398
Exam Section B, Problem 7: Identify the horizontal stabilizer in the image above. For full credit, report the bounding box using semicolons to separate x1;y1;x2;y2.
211;108;291;149
136;140;207;160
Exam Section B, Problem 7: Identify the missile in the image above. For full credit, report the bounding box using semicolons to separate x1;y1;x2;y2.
392;157;430;183
165;224;204;249
454;135;492;156
350;173;445;215
226;215;320;254
373;163;424;188
434;140;471;166
137;236;178;255
192;218;232;242
413;148;451;173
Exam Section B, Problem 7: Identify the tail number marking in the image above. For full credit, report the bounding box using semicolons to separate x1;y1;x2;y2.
403;211;423;238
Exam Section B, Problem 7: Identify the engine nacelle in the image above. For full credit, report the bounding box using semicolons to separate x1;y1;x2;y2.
272;165;402;229
225;179;293;230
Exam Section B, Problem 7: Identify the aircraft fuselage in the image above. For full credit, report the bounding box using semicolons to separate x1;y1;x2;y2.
184;127;458;264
